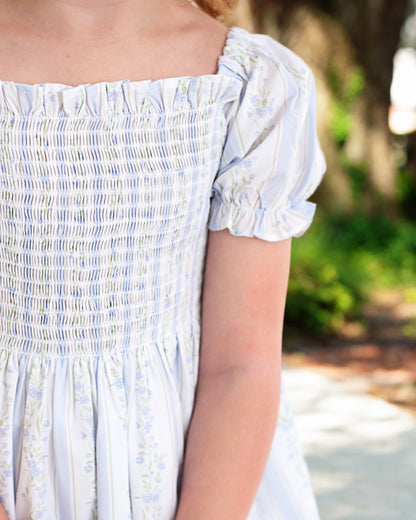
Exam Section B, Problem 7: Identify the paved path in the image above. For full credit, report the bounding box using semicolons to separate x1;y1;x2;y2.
282;365;416;520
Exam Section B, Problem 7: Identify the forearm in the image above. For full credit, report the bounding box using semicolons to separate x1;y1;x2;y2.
0;503;9;520
175;365;281;520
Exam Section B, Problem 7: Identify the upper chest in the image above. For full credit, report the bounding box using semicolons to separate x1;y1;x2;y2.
0;20;226;87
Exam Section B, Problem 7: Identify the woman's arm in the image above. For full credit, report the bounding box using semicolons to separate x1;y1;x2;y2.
0;503;9;520
175;229;291;520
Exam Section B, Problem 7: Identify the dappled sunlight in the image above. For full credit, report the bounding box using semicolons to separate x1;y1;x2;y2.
283;366;416;520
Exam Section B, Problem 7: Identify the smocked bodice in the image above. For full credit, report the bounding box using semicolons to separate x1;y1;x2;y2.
0;72;240;358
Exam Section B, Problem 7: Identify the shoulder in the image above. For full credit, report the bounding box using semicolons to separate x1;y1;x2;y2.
218;27;319;136
222;27;314;92
163;5;230;76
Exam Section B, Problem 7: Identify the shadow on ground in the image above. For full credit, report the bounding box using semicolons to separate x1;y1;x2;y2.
283;367;416;520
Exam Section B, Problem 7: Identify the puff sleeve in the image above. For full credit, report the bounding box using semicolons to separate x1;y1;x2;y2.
208;32;326;241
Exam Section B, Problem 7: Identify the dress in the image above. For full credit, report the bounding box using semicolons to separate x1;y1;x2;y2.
0;26;326;519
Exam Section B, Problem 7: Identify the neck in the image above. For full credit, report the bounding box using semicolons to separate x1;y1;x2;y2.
6;0;182;42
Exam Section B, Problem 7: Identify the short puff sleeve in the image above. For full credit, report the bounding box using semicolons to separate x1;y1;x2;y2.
208;32;326;241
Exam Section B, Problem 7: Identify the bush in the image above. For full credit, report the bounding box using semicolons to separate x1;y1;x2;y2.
285;213;416;336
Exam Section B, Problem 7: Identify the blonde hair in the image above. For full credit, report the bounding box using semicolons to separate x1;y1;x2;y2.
193;0;239;20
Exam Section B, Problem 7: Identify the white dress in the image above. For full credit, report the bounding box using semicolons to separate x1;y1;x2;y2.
0;26;326;519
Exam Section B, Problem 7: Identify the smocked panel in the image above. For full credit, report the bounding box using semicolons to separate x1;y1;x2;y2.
0;102;230;356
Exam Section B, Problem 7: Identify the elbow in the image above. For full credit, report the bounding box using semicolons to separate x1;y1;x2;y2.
198;362;282;408
199;338;282;386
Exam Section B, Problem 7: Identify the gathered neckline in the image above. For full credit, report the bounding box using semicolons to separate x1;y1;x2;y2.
0;25;242;92
0;26;252;118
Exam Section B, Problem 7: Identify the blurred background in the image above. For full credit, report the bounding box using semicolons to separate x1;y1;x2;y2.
229;0;416;417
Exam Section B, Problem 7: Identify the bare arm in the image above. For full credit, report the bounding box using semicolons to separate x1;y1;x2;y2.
0;504;9;520
175;229;291;520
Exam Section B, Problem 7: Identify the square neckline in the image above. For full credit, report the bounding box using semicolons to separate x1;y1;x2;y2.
0;25;239;92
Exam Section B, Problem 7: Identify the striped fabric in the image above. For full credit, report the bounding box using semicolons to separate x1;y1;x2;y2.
0;26;325;519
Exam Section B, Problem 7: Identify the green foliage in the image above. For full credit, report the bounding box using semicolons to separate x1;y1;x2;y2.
402;318;416;338
397;167;416;220
286;255;358;335
330;101;351;146
344;69;366;106
340;154;369;210
328;66;366;147
285;213;416;336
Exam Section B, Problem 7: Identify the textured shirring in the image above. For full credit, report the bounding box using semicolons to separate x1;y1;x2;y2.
0;104;227;356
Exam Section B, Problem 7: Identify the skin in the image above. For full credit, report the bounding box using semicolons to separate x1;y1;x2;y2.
0;1;292;518
175;232;290;519
0;0;229;85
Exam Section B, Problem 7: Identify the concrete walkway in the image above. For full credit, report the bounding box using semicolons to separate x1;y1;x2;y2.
282;365;416;520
